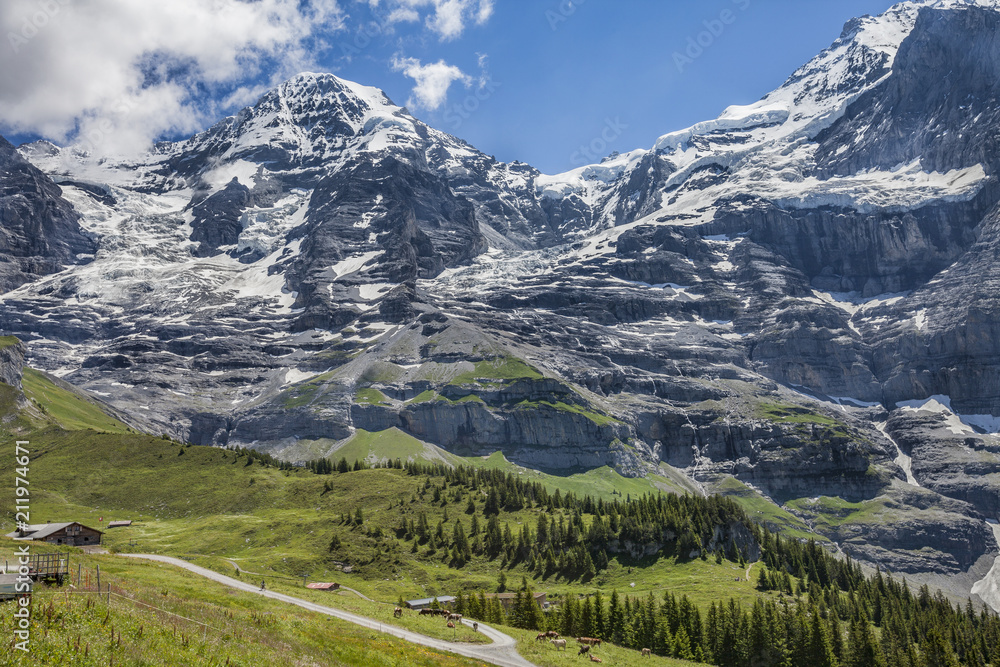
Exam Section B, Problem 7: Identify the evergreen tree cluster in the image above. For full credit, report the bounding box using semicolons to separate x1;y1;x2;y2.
394;460;756;576
321;457;1000;666
228;445;295;470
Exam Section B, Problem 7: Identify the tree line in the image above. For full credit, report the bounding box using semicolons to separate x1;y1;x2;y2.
326;457;1000;665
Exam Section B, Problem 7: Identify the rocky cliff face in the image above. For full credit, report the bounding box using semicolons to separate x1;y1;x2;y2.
0;337;24;391
0;138;96;293
4;0;1000;606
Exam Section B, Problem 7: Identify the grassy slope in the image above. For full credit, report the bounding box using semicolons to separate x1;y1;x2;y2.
711;477;822;543
513;626;711;667
21;368;134;434
330;428;467;468
0;366;824;667
0;543;486;667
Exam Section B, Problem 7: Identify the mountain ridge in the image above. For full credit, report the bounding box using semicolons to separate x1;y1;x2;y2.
3;0;1000;609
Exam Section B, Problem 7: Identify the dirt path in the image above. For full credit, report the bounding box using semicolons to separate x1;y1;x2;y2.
123;554;534;667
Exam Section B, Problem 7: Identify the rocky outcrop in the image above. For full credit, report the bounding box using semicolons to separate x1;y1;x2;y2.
0;337;25;391
189;178;252;257
887;411;1000;519
817;6;1000;176
640;405;896;503
0;136;96;293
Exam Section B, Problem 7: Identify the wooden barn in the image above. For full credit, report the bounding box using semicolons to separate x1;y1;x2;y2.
5;522;103;547
306;582;340;591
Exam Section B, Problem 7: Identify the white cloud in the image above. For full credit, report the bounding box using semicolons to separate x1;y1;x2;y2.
476;0;494;25
371;0;494;41
391;57;471;110
0;0;344;156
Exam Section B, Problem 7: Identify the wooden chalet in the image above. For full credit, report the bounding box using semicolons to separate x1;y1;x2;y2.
5;522;103;547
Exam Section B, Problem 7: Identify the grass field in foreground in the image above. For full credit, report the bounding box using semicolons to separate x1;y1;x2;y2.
0;543;487;667
511;626;711;667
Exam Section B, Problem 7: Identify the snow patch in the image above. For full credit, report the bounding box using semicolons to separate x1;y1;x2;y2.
973;521;1000;614
896;395;1000;435
654;103;790;153
331;251;382;280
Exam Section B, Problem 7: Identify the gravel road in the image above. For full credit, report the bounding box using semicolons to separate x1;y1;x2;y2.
121;554;535;667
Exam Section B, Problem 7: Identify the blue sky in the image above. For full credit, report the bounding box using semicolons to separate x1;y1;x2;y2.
334;0;899;173
0;0;900;173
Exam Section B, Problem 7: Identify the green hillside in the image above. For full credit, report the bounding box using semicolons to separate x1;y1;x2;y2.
4;367;1000;667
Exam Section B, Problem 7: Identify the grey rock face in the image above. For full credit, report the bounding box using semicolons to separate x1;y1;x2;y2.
817;6;1000;176
189;178;252;258
8;2;1000;601
0;338;25;391
0;137;96;293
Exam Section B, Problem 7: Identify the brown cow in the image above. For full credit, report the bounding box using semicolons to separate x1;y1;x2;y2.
589;656;602;664
578;644;591;656
472;622;479;632
550;639;567;650
546;631;560;638
447;613;462;622
641;647;652;657
577;637;602;647
419;609;434;616
393;607;403;618
536;632;548;642
447;621;455;629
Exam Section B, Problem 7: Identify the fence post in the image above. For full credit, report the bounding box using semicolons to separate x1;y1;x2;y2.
96;565;101;595
78;564;82;587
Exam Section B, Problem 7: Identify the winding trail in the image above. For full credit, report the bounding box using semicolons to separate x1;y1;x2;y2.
122;554;534;667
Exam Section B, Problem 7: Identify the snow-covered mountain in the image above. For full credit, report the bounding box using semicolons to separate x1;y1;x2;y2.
5;0;1000;607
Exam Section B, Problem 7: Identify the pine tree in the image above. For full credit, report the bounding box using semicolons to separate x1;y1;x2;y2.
579;596;594;639
847;617;886;667
593;590;606;639
807;609;838;667
608;590;624;645
672;626;695;660
919;628;960;667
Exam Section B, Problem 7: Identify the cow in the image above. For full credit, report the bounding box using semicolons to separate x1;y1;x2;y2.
447;621;455;629
393;607;403;618
545;631;560;638
589;656;603;664
550;639;567;650
419;609;434;616
472;622;479;633
577;637;602;647
536;632;548;642
578;644;591;656
642;648;652;657
447;613;462;622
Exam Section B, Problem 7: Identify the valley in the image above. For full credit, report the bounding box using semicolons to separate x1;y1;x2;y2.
4;0;1000;665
